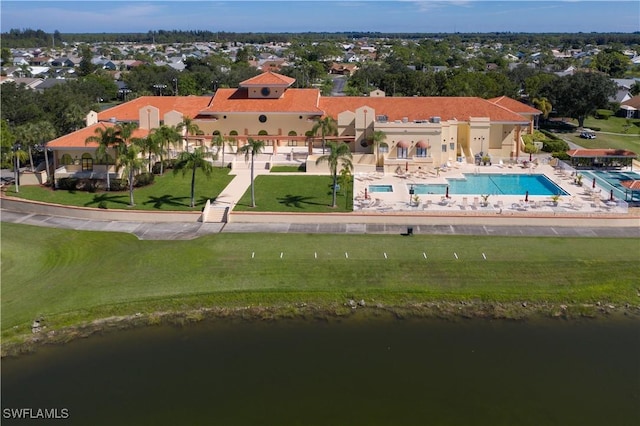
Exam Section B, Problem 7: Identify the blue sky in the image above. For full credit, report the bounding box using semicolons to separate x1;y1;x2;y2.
2;1;639;34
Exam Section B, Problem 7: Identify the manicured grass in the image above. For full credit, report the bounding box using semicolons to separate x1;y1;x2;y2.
565;116;640;153
2;222;637;339
6;168;234;211
234;175;354;212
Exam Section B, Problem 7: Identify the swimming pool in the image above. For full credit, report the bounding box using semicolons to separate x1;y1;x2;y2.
410;174;568;196
369;184;393;193
580;170;640;202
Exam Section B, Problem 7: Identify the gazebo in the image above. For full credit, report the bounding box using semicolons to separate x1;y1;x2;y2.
566;149;637;170
620;180;640;202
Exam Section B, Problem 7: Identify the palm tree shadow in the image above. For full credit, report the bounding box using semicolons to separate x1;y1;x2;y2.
277;194;325;208
143;194;192;209
84;193;129;208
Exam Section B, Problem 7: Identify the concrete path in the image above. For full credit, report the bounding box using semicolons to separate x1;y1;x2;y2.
2;163;639;240
2;209;638;240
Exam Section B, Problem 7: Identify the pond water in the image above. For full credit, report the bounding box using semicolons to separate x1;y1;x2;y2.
2;317;639;426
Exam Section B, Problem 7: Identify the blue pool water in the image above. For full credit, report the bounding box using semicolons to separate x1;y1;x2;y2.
580;170;640;202
411;174;568;196
369;184;393;193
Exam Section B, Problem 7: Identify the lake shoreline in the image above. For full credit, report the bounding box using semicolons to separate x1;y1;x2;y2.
3;300;639;358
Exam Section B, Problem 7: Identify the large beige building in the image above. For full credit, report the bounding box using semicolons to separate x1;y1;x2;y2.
48;71;540;181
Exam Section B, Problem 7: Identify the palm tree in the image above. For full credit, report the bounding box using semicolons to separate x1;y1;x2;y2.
33;121;57;184
211;133;229;167
173;147;214;208
120;145;145;206
134;135;160;173
239;138;266;208
315;141;353;208
532;97;552;128
369;130;387;168
85;125;123;190
177;116;201;152
151;125;181;174
13;123;38;172
311;116;338;154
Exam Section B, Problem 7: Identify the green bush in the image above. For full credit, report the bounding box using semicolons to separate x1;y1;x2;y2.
542;139;569;153
108;179;127;191
134;172;155;187
595;109;614;120
57;178;78;190
552;151;570;160
152;160;175;174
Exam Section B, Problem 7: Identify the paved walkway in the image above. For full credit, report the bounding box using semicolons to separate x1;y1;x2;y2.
2;157;639;240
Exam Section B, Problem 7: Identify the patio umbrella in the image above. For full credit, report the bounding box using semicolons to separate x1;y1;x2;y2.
405;161;409;171
610;189;614;201
445;186;450;198
364;188;368;199
524;191;529;202
592;177;596;189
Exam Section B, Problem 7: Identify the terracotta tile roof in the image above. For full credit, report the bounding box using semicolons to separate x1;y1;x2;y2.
48;122;150;148
566;149;637;157
621;180;640;191
240;71;295;87
97;96;211;122
319;96;531;123
201;88;324;114
488;96;542;115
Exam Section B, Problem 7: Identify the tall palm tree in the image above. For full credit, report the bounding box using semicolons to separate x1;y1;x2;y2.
315;141;353;208
13;123;38;172
151;125;181;174
134;135;160;173
120;145;146;206
239;138;266;208
173;147;214;208
211;133;229;167
311;116;338;154
33;120;57;184
85;125;123;190
369;130;387;168
178;116;201;152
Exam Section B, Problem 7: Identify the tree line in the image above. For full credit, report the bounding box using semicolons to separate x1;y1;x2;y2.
2;28;639;48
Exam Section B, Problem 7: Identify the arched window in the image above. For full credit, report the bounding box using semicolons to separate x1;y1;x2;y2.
288;130;297;146
212;130;221;136
229;130;238;136
81;153;93;171
61;154;73;165
258;130;268;135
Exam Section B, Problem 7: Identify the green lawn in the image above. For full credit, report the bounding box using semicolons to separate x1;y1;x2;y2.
6;168;234;211
2;222;637;340
565;116;640;153
234;175;354;212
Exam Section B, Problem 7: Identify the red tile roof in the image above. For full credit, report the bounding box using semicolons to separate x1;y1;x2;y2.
319;96;531;123
566;149;637;158
97;96;211;122
488;96;542;115
620;180;640;191
47;122;150;148
240;71;296;87
201;88;324;114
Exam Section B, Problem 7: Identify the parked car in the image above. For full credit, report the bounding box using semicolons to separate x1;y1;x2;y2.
580;130;596;139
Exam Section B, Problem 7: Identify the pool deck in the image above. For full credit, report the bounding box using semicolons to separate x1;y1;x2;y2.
353;162;632;215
